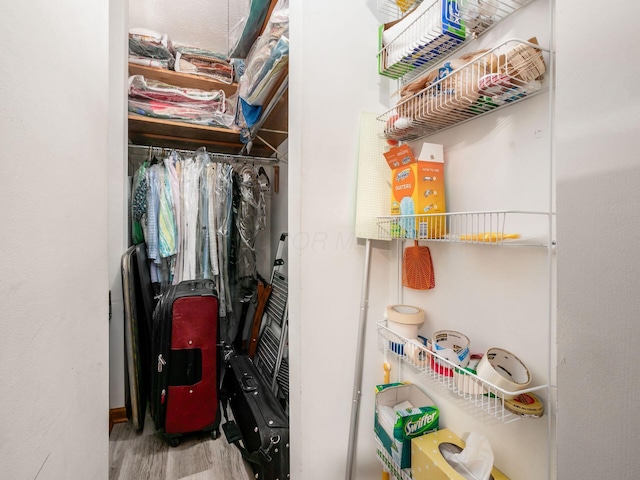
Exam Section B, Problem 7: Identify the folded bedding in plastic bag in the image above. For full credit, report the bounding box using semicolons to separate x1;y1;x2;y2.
174;45;234;84
129;75;225;107
128;74;236;127
128;28;175;69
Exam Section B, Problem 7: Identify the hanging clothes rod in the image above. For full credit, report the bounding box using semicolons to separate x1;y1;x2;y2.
127;143;279;166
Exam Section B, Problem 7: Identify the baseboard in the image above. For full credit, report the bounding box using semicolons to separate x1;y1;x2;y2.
109;407;128;434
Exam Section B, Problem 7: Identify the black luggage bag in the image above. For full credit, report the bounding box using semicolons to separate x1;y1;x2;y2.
222;352;289;480
151;279;221;446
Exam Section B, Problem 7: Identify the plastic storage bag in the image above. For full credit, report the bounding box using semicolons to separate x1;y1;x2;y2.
228;0;272;59
174;45;234;84
237;0;289;108
128;75;234;127
128;27;174;69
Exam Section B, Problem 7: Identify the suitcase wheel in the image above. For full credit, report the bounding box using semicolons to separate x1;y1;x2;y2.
210;428;220;440
168;437;180;448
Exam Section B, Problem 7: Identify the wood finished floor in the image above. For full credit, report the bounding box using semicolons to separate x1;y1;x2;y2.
109;409;253;480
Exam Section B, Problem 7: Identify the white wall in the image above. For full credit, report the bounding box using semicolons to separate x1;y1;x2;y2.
129;0;244;52
109;0;128;410
269;141;289;270
0;1;111;478
289;2;395;479
555;1;640;478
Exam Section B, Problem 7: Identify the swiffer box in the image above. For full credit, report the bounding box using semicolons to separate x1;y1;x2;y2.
375;382;439;469
411;429;510;480
386;142;447;239
378;0;466;79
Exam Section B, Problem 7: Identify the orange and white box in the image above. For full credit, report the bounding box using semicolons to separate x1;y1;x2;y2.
386;143;447;239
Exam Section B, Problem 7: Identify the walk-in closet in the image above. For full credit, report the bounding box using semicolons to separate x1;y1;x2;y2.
110;1;290;478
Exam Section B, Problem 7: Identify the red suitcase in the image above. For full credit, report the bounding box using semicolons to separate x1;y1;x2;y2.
151;280;220;446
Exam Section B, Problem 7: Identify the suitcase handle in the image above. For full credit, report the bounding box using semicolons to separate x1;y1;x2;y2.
241;374;258;392
187;280;215;292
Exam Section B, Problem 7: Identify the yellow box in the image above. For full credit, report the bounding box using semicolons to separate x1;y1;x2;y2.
411;429;510;480
387;143;447;239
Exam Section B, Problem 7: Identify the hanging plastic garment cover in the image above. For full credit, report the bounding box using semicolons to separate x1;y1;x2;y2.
206;162;220;278
235;165;266;302
180;151;205;281
165;151;183;284
226;165;268;348
146;164;161;264
215;163;235;342
196;151;213;280
158;159;178;260
131;161;149;245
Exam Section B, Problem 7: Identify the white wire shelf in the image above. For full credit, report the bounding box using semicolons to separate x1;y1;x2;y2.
379;38;549;141
377;210;553;246
378;1;535;80
376;438;413;480
377;320;548;423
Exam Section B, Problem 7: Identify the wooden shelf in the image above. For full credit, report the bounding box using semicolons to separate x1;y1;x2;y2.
128;114;244;153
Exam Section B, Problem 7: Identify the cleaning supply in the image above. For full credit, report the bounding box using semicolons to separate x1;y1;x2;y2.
386;143;447;239
402;241;435;290
458;232;520;243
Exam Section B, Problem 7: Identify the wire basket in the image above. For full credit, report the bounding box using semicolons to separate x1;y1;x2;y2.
377;320;548;423
378;0;535;79
377;210;553;247
379;38;549;141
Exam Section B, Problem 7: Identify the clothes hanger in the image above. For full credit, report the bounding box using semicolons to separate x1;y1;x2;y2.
149;146;159;165
258;166;270;191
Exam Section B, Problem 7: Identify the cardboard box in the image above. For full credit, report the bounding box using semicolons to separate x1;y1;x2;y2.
384;143;415;170
411;429;510;480
387;142;447;239
378;1;466;79
375;382;440;469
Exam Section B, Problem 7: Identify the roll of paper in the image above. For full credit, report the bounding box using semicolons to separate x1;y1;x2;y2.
385;305;426;343
476;347;531;399
431;330;470;376
407;339;429;368
504;393;544;417
385;305;426;325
